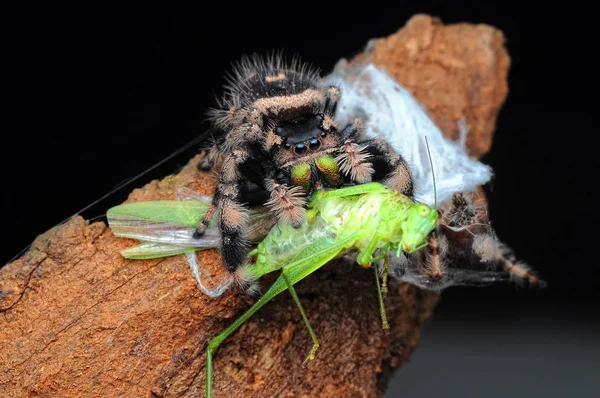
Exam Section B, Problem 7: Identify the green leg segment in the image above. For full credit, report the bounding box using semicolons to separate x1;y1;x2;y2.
205;234;358;398
282;273;319;367
373;263;389;330
357;232;381;267
381;256;389;295
206;276;288;398
355;233;390;331
320;182;389;199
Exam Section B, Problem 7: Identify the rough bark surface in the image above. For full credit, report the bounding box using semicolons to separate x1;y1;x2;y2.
0;14;509;398
360;14;510;158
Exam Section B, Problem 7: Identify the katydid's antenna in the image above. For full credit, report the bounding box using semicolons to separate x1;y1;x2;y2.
424;136;437;208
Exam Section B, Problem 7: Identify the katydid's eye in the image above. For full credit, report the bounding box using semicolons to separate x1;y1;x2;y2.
417;204;430;216
295;143;307;154
309;138;321;150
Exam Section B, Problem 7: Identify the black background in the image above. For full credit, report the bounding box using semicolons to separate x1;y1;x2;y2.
2;2;598;397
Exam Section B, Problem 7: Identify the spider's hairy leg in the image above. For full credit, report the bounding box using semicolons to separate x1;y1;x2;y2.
323;86;341;115
335;119;376;184
443;192;483;227
472;234;544;287
422;230;449;280
440;191;544;287
224;122;263;152
339;117;363;141
363;138;414;197
198;142;220;171
195;149;251;272
265;181;306;228
197;126;227;171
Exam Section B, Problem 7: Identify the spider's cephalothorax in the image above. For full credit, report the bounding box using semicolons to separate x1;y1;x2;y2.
195;54;414;275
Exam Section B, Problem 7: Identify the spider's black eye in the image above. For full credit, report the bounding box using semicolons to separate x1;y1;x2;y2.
294;143;307;155
309;138;321;150
320;131;327;138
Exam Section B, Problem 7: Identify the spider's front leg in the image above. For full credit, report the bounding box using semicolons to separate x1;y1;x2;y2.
194;149;251;273
336;124;414;197
363;138;414;197
335;119;375;184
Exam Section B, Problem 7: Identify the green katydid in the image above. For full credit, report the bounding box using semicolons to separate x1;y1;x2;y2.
108;181;439;397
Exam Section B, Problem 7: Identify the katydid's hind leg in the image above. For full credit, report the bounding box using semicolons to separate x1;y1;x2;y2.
276;235;359;365
282;273;319;367
205;272;292;398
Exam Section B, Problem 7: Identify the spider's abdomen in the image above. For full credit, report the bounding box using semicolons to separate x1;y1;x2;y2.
228;58;320;104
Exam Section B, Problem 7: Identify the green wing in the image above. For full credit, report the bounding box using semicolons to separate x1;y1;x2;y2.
106;190;233;298
106;186;222;261
107;199;221;257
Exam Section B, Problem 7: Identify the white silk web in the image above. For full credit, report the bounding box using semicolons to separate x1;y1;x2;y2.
323;62;493;207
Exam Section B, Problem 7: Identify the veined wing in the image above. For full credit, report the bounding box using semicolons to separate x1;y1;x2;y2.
106;187;275;298
106;198;221;248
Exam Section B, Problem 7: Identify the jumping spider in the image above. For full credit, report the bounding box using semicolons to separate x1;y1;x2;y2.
195;54;414;274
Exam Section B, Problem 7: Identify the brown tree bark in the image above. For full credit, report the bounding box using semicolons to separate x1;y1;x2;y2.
0;14;510;398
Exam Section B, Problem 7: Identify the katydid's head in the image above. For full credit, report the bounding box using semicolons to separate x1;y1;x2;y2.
399;135;439;253
401;203;438;253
